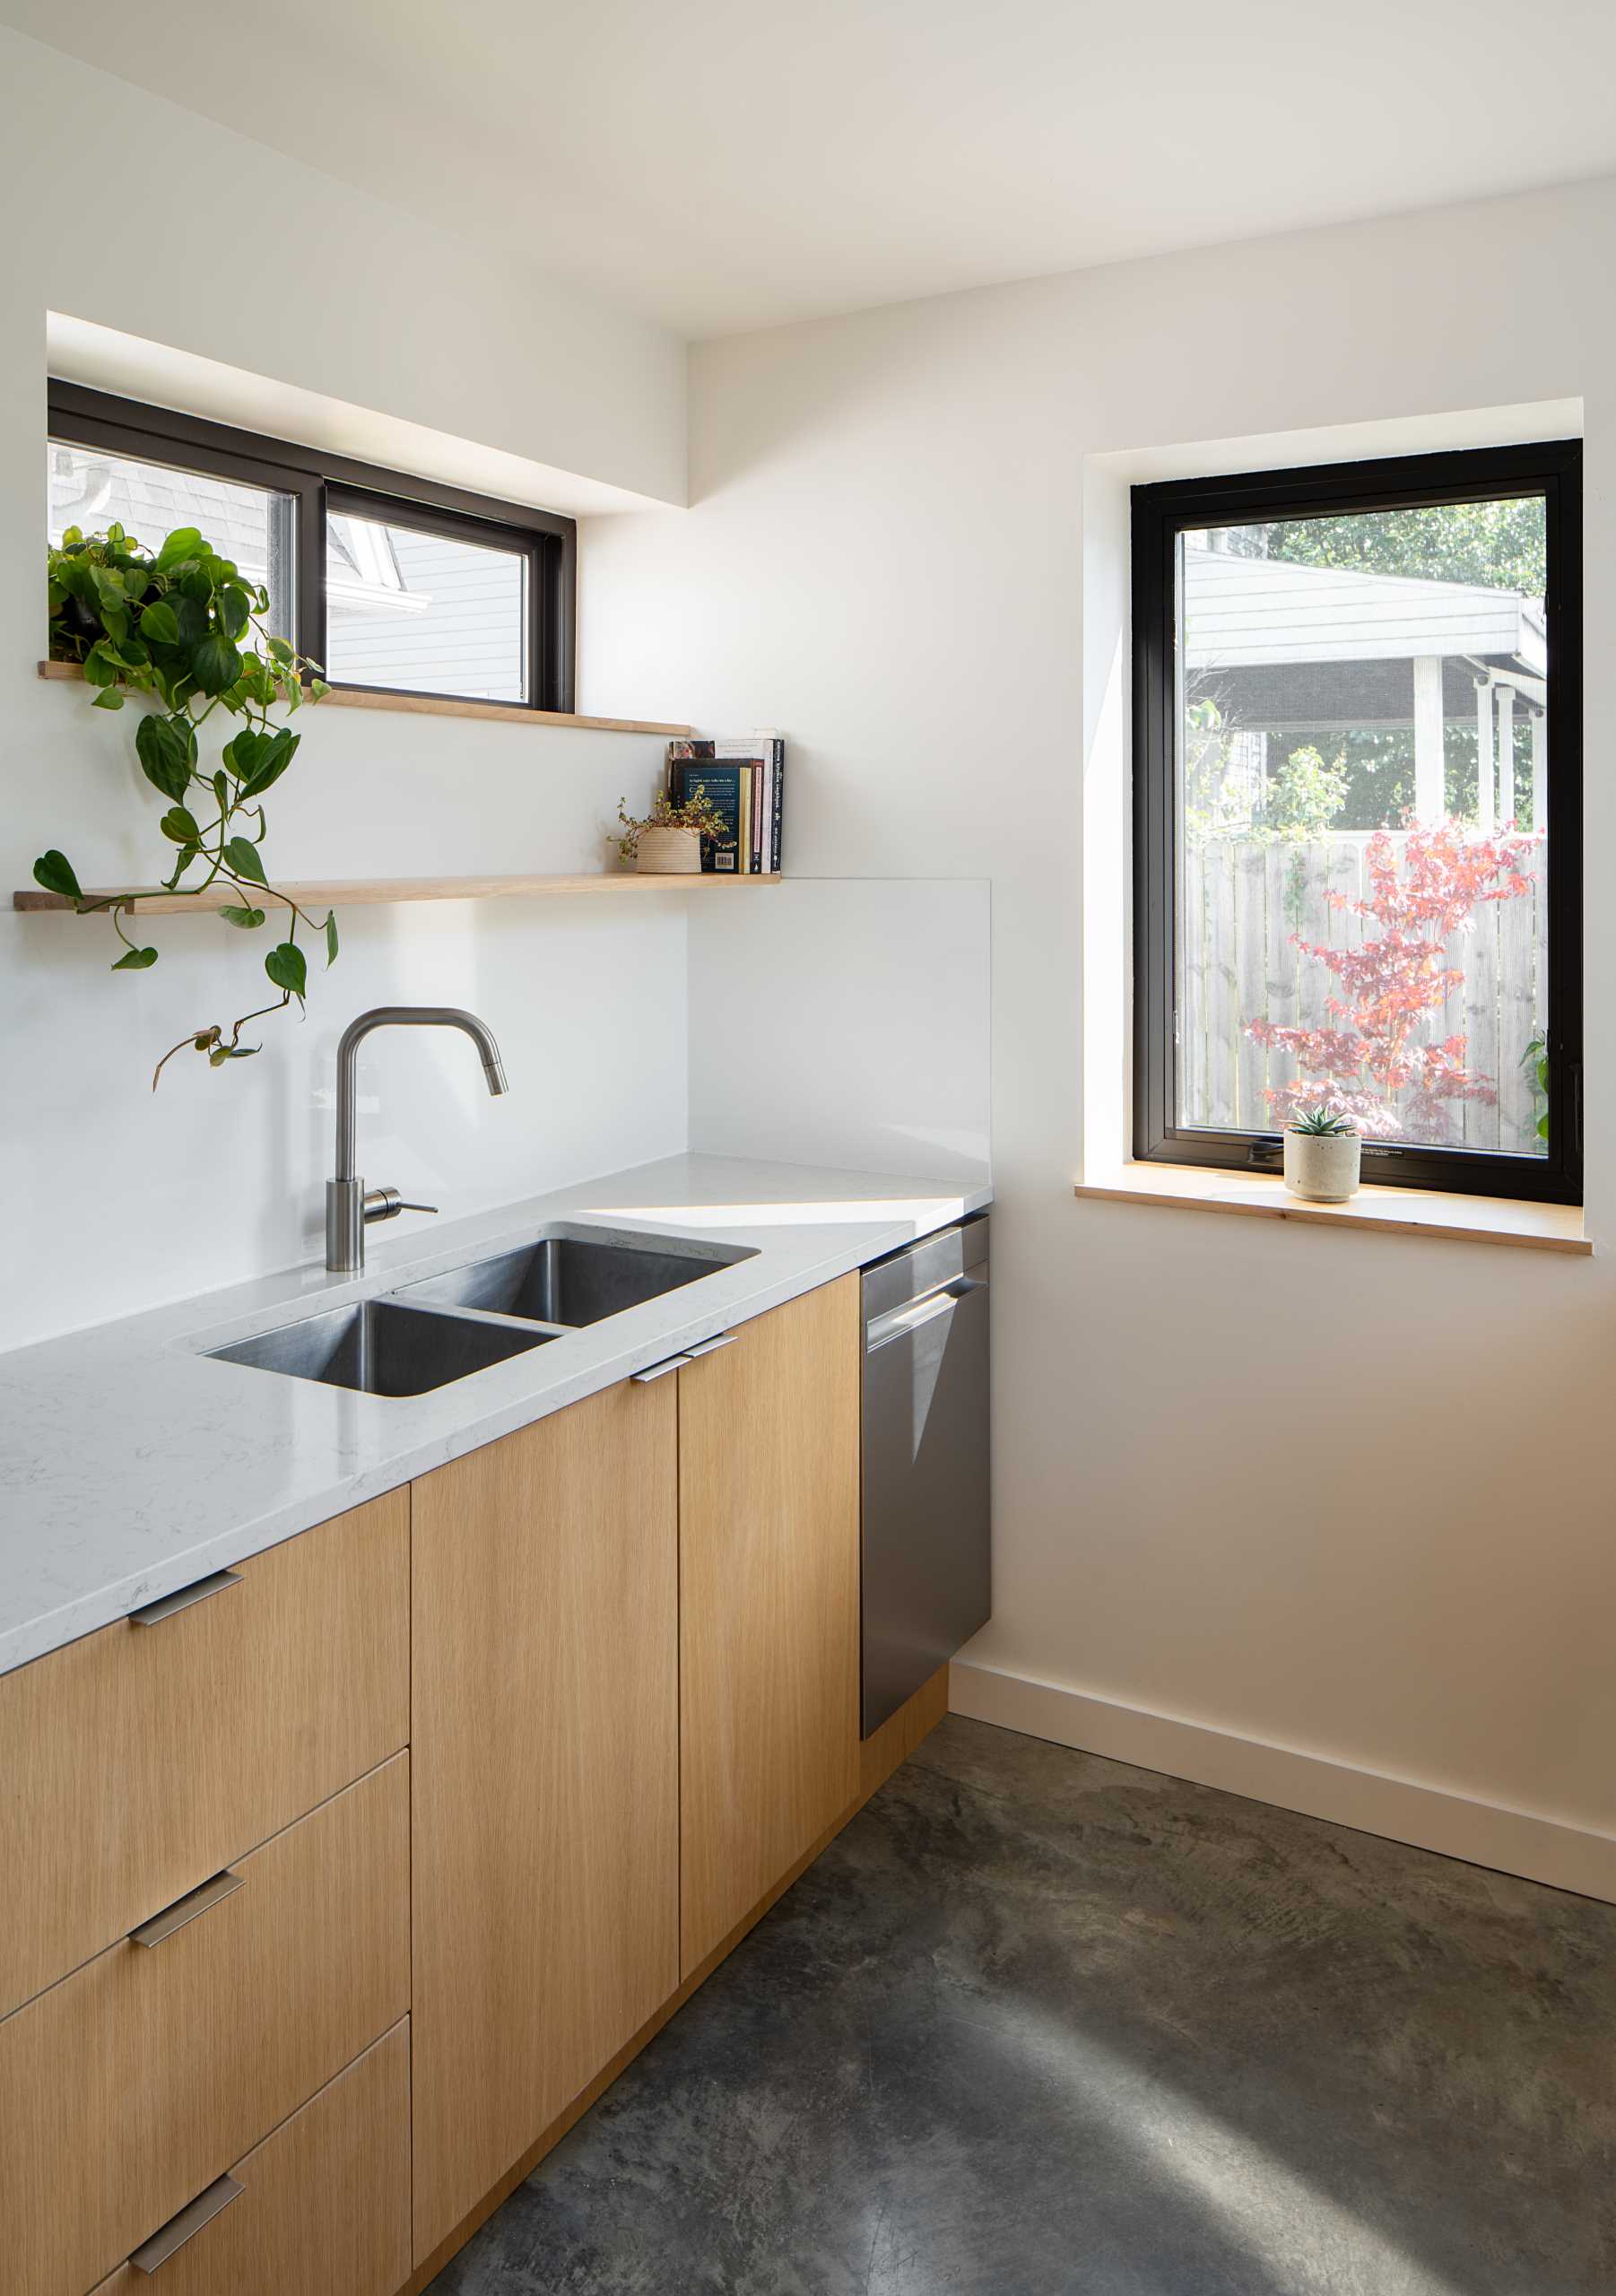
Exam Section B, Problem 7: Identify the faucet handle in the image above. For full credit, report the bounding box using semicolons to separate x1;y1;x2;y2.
363;1186;439;1225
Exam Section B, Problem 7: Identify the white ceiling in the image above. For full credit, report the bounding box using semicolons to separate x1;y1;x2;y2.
9;0;1616;340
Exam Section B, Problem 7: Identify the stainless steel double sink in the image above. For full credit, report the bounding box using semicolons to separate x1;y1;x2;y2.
204;1229;753;1397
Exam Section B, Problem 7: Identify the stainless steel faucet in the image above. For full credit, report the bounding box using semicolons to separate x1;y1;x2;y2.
326;1005;509;1274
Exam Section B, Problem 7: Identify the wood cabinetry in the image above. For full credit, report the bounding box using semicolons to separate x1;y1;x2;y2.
678;1275;863;1974
14;1264;943;2296
89;2022;412;2296
410;1375;681;2264
0;1756;409;2296
0;1488;409;2021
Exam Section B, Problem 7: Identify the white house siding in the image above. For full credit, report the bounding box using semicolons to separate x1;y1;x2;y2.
325;521;526;702
48;441;283;620
48;441;529;701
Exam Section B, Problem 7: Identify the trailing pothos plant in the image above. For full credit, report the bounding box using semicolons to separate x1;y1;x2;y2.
39;520;336;1085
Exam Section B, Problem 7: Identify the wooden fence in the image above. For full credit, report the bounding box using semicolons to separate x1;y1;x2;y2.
1181;832;1548;1153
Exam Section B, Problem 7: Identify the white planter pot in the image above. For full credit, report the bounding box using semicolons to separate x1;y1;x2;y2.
1283;1129;1362;1203
635;826;703;874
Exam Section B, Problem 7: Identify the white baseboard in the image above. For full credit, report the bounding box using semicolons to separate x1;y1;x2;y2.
948;1660;1616;1906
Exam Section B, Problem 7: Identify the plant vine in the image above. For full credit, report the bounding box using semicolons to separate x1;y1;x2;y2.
39;519;335;1086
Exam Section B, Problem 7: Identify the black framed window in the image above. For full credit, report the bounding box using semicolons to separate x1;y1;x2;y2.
1132;440;1582;1204
47;382;576;713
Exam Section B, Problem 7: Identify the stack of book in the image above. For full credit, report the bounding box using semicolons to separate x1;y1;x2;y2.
667;734;785;875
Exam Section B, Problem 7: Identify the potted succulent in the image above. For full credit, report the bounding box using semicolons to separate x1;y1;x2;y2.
616;785;727;874
1283;1106;1362;1202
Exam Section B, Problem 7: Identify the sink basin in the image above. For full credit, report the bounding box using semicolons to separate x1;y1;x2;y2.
205;1299;553;1397
395;1231;747;1329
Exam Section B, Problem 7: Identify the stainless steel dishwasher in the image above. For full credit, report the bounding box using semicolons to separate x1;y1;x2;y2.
861;1213;991;1736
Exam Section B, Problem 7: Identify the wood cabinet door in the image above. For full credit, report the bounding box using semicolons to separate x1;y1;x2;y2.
679;1275;862;1977
410;1378;680;2264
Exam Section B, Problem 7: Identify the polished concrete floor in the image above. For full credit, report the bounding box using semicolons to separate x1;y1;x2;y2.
429;1716;1616;2295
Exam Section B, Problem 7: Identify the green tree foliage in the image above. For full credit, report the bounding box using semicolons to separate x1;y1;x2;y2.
1228;499;1546;599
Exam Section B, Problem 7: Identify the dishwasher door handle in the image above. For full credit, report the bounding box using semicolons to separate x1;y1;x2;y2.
865;1275;985;1353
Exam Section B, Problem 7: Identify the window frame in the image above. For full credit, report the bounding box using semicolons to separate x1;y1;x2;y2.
47;381;577;714
1131;439;1583;1206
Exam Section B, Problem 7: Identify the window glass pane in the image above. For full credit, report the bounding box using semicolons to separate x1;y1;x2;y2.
47;438;295;640
325;510;527;702
1175;496;1550;1157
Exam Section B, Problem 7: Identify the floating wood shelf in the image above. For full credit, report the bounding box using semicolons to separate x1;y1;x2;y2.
14;873;782;917
37;659;691;738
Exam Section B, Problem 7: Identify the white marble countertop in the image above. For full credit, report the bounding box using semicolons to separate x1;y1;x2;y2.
0;1153;990;1678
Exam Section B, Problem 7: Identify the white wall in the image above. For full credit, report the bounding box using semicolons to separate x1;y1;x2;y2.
4;674;692;1344
0;30;691;1347
0;30;686;509
686;878;991;1183
584;178;1616;1892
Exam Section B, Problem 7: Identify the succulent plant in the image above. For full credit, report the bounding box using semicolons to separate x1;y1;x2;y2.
1289;1105;1359;1137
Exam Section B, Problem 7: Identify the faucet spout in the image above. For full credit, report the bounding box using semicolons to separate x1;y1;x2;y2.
327;1005;509;1272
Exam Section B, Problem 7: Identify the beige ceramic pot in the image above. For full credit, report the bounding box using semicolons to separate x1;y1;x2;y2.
1283;1128;1362;1203
635;826;703;874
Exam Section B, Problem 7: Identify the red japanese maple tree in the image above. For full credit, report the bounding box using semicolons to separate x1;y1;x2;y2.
1247;821;1540;1140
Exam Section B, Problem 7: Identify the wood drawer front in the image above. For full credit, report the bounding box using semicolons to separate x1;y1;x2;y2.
0;1487;409;2019
90;2021;412;2296
0;1755;409;2296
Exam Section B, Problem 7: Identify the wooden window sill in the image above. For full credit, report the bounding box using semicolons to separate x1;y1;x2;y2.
37;659;691;738
1074;1164;1589;1255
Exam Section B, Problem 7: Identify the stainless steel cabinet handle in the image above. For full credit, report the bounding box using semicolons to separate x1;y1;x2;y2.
866;1277;985;1353
130;1867;245;1948
129;2173;244;2273
630;1353;692;1383
682;1333;736;1359
128;1569;243;1627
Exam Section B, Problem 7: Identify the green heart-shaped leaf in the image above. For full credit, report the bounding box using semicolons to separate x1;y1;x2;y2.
160;805;201;844
139;600;181;646
219;904;267;930
240;729;298;799
154;526;203;572
265;940;307;998
324;909;339;966
172;595;207;648
222;836;267;884
112;944;159;970
33;849;82;900
222;728;265;781
135;712;195;801
190;631;242;695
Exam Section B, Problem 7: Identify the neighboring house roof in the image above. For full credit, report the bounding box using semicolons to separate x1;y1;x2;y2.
49;442;275;578
1185;540;1546;678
